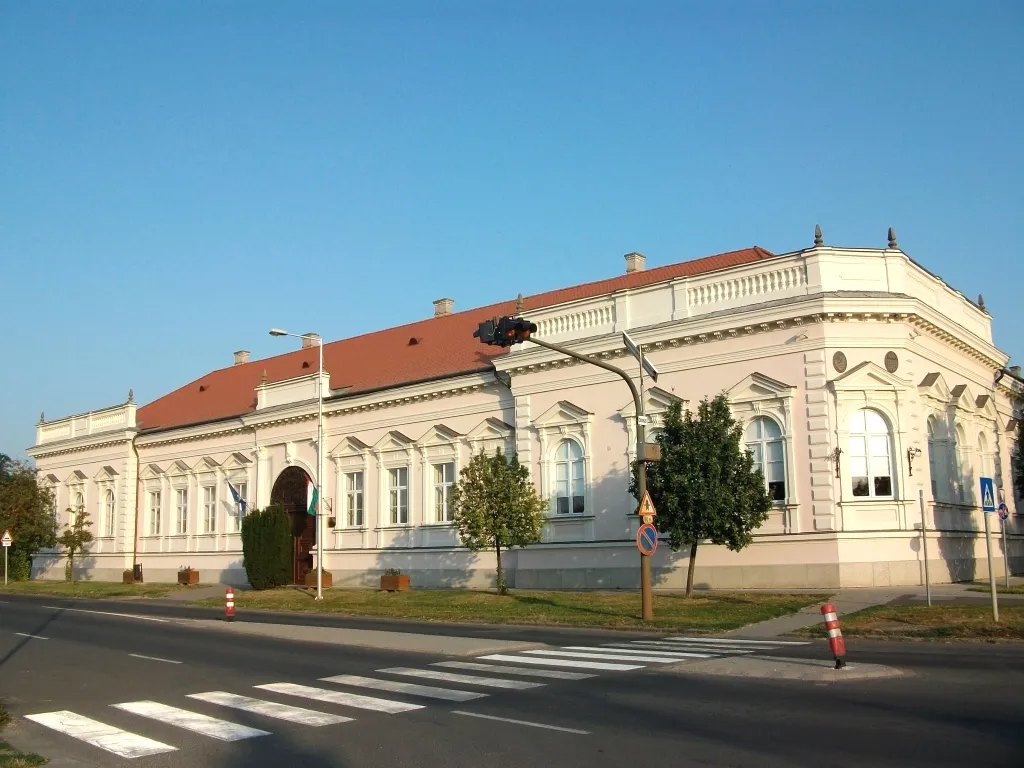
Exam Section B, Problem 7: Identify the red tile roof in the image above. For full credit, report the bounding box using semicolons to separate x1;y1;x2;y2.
136;246;775;432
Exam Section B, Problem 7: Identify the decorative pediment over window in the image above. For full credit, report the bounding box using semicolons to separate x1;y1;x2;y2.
831;361;907;393
330;436;370;459
44;473;59;484
467;418;514;456
533;400;592;430
416;424;463;447
950;384;975;412
618;387;685;419
975;395;997;420
65;469;87;482
191;456;220;472
169;460;191;475
221;451;252;469
727;373;796;403
140;463;165;480
918;372;952;402
93;465;119;480
373;430;415;453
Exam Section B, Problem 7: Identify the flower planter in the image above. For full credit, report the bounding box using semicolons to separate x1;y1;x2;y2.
380;574;410;592
305;570;333;588
177;570;200;586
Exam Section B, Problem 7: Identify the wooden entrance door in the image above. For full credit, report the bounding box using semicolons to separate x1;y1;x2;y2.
269;466;316;585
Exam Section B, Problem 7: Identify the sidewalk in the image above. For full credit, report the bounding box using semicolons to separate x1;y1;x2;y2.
725;579;1024;639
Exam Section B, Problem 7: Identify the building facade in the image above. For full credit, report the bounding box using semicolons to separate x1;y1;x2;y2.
28;229;1023;588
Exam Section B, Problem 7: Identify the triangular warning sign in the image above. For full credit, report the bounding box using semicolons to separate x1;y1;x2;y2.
638;491;656;518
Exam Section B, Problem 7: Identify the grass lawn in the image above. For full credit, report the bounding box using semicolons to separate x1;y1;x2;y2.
0;581;179;599
197;588;823;632
966;583;1024;595
796;603;1024;641
0;705;46;768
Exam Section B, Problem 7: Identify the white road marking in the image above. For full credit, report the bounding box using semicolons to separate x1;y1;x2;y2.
433;661;595;680
378;667;544;690
479;654;644;671
255;682;424;713
618;640;754;654
578;645;713;659
112;701;270;741
188;692;352;726
452;710;590;735
43;606;169;623
321;674;487;702
25;710;176;758
128;653;181;664
521;649;681;664
665;636;808;645
14;632;48;640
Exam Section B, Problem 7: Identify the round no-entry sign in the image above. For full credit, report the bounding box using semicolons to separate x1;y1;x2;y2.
637;523;658;556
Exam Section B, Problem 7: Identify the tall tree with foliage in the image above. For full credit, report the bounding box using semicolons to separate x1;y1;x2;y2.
631;396;772;596
59;506;94;582
0;453;57;581
449;449;546;595
240;505;291;590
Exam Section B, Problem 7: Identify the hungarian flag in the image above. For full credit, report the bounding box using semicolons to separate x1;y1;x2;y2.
306;478;318;517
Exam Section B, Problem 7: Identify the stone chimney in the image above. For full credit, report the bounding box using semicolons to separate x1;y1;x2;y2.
624;252;646;274
234;350;250;365
433;298;454;317
301;333;320;349
1011;365;1022;378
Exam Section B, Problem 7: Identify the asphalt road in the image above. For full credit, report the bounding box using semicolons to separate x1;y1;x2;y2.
1;596;1022;768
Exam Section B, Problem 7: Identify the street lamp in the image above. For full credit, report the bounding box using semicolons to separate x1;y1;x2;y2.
269;327;325;601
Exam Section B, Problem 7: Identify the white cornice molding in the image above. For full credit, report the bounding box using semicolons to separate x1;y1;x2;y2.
28;430;135;460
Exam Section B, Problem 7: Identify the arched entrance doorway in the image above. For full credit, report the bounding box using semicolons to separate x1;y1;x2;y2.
270;466;316;585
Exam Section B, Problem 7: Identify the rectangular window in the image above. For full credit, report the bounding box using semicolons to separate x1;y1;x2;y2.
149;491;161;535
433;462;455;522
231;482;248;532
175;489;188;534
389;467;409;525
203;486;217;533
345;472;364;527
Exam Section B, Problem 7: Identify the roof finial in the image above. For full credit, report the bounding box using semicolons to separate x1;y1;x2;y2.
978;294;986;311
887;227;898;249
813;224;823;246
260;369;268;385
127;388;134;404
516;293;524;314
39;411;45;424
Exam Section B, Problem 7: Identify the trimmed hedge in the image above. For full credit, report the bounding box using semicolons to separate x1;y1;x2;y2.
240;505;291;590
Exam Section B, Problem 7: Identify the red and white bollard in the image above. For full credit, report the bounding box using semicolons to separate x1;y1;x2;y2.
820;603;846;669
225;587;235;622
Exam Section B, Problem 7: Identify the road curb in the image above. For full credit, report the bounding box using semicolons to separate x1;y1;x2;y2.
661;654;906;682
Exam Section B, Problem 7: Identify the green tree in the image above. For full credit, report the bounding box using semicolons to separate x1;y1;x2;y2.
0;453;58;580
449;449;546;595
631;395;772;596
59;506;93;582
240;505;291;590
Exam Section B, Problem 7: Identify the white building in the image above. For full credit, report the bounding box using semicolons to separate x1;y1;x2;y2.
28;227;1023;588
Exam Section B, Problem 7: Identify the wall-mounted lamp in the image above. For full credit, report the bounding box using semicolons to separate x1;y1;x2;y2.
829;446;843;478
906;447;922;475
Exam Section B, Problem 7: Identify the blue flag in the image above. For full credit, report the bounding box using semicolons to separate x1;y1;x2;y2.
228;482;247;514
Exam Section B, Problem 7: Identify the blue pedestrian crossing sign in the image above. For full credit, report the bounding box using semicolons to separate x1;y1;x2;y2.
979;477;995;512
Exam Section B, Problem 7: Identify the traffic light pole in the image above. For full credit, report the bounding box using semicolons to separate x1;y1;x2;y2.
520;336;654;621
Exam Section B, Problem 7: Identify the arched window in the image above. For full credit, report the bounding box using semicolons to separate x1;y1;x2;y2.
954;424;971;503
848;409;894;498
74;492;84;511
977;432;992;480
745;417;786;502
554;439;585;515
104;489;115;537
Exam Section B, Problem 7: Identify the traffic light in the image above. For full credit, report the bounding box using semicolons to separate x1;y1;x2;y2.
474;316;537;347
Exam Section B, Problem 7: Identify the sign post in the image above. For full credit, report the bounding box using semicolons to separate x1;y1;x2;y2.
980;478;998;622
918;490;931;607
1;530;12;586
998;503;1010;588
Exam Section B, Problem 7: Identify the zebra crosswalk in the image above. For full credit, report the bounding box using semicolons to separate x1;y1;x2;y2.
22;635;804;760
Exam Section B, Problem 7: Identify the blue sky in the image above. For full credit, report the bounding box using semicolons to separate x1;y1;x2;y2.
2;1;1021;459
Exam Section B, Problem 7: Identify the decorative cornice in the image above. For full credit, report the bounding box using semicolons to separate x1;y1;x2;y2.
28;432;135;460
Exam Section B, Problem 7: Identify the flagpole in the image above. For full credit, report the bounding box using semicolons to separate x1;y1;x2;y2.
316;334;324;601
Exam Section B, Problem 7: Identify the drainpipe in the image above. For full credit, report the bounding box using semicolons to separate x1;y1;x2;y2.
130;435;141;575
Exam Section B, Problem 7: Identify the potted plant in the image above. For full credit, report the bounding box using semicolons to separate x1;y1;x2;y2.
305;569;333;588
177;565;200;586
380;567;410;592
